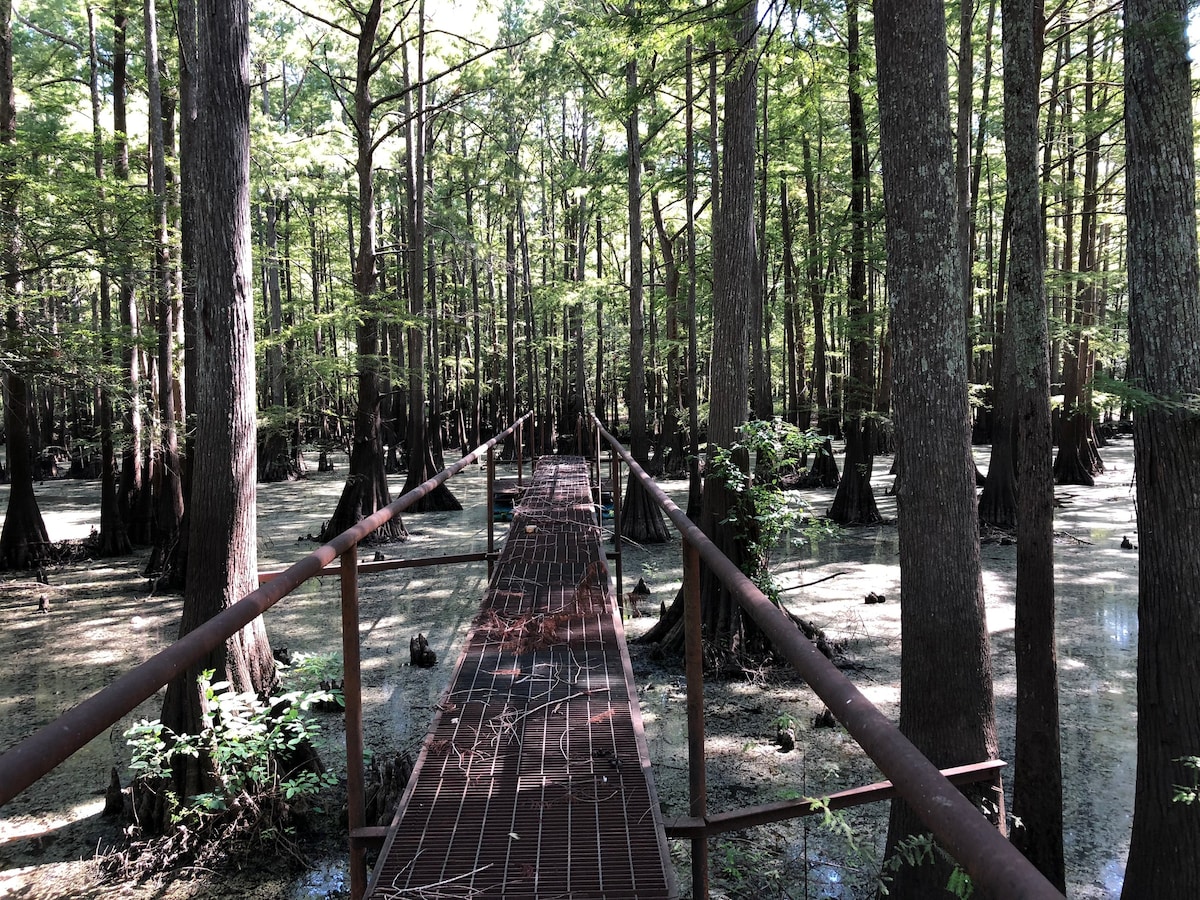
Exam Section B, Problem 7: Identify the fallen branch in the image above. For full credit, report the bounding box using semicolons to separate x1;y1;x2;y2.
782;570;850;591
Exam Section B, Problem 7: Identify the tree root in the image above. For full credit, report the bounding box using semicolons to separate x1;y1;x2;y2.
99;787;315;885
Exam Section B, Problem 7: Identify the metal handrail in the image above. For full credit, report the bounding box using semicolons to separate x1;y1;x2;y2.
0;412;533;811
592;416;1065;900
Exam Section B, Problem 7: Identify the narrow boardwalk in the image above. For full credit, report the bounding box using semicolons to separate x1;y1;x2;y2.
367;458;677;899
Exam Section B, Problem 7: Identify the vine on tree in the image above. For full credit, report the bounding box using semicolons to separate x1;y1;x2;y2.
708;418;841;605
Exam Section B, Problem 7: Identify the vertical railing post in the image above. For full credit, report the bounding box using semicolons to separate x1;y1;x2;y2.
609;440;623;610
683;539;708;899
487;444;496;580
594;419;602;492
341;547;368;900
517;415;525;487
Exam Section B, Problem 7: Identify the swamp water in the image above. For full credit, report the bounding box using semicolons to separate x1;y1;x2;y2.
0;441;1139;898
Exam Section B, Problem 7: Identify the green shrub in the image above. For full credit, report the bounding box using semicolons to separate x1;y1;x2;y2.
125;670;337;825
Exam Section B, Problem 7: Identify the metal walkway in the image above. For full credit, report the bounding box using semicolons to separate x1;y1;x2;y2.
366;458;677;899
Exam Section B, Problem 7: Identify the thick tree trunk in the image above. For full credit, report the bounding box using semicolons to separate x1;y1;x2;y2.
620;32;668;544
828;0;879;526
1121;2;1200;895
87;7;131;558
0;369;50;569
875;3;1000;895
321;0;406;543
1003;0;1065;886
644;1;762;660
0;0;49;570
158;0;276;811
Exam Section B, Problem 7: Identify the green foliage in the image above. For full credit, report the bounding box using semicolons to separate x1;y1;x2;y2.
709;419;840;600
279;650;346;709
878;833;974;899
1093;373;1200;417
124;671;336;825
1173;756;1200;805
715;838;783;892
774;711;798;733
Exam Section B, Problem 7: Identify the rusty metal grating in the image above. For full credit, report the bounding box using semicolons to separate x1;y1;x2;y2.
367;458;676;899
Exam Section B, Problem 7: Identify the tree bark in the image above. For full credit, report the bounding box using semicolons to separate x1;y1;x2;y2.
144;0;186;585
643;1;764;659
875;2;1000;895
113;2;151;545
399;9;460;512
1003;0;1065;886
87;5;131;558
1053;17;1106;487
0;0;50;570
780;179;805;427
158;0;276;809
828;0;879;527
620;20;668;544
1121;2;1200;895
321;0;408;542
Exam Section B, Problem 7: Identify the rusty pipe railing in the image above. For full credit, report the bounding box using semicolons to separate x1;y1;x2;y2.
591;416;1065;900
0;412;533;810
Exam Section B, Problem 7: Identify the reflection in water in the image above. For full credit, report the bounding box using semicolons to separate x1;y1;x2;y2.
1058;585;1137;899
1101;600;1135;651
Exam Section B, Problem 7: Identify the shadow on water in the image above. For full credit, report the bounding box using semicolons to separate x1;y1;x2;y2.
625;442;1140;899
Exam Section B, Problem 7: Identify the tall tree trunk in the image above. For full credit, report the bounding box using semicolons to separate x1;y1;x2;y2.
113;2;150;545
1054;17;1105;486
828;0;879;526
752;68;772;422
256;74;299;484
465;163;482;448
320;0;406;543
1003;0;1065;886
1121;2;1200;895
0;0;49;569
158;0;276;810
956;0;975;381
803;135;836;441
144;0;186;585
977;239;1018;528
651;189;686;477
780;179;805;428
400;13;460;511
88;4;131;558
621;18;668;544
875;2;1000;895
643;1;763;659
684;37;702;520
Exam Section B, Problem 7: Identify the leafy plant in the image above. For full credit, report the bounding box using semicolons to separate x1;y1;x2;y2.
279;650;345;709
709;419;841;602
125;670;337;826
878;833;973;899
716;838;781;891
1173;755;1200;805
